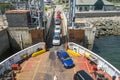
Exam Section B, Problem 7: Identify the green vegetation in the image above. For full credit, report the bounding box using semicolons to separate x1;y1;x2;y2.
64;6;69;10
107;0;120;2
44;6;51;11
0;3;11;9
0;3;14;13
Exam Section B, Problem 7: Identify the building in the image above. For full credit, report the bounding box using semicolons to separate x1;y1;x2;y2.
0;0;11;3
76;0;115;12
44;0;51;6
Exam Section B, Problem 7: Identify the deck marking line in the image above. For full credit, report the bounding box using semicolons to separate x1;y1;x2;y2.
32;57;41;80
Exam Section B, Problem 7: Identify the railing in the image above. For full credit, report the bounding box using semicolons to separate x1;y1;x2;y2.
0;42;45;75
68;42;120;80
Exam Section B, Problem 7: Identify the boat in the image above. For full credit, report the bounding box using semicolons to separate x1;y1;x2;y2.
0;3;120;80
0;41;120;80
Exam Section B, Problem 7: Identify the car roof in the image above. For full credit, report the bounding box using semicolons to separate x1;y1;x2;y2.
55;25;60;27
77;70;93;80
53;36;60;40
54;32;60;36
58;50;69;56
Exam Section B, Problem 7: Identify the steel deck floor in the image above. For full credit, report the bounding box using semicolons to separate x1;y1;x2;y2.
16;51;112;80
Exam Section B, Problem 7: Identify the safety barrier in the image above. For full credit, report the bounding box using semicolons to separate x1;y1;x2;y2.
67;49;80;57
68;42;120;80
0;42;45;75
76;11;120;18
32;49;46;57
84;52;97;64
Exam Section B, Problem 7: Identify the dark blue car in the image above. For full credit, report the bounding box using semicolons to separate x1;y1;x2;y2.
74;70;94;80
57;50;74;68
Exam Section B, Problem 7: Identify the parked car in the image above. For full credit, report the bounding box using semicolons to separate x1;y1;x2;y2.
54;25;61;33
54;32;60;36
55;18;61;25
74;70;93;80
57;11;61;15
57;50;74;68
56;14;61;19
52;32;60;46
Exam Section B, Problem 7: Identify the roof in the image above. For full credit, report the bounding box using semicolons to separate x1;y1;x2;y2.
5;10;30;14
76;0;113;5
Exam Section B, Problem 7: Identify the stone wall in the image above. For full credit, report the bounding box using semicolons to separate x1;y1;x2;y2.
86;17;120;37
8;27;45;49
0;29;9;55
8;27;32;49
75;11;120;18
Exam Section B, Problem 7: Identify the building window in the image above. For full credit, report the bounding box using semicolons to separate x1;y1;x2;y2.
79;7;82;11
85;6;88;11
77;6;79;10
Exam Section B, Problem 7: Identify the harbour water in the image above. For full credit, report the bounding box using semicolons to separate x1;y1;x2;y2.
92;35;120;70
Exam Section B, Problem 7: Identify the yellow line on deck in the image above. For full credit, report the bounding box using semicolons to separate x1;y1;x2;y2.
32;58;41;80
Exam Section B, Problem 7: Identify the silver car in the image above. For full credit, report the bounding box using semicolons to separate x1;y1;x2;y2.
54;25;61;33
52;32;60;46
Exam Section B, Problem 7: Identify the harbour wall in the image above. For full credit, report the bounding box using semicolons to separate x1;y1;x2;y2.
75;11;120;38
5;9;47;49
8;27;45;49
75;11;120;18
84;27;96;49
8;27;32;49
0;29;9;55
80;16;120;49
0;27;45;55
85;17;120;37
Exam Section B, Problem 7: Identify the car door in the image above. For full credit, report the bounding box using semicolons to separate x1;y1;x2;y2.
57;52;60;59
59;52;64;63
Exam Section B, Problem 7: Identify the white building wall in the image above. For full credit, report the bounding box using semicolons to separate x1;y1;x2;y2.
104;6;115;11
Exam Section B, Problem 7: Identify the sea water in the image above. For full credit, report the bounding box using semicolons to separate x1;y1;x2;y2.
92;35;120;70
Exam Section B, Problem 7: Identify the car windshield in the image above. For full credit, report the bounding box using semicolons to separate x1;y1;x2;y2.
56;19;60;22
56;25;60;27
54;36;59;40
62;55;71;60
54;31;59;34
56;27;60;30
